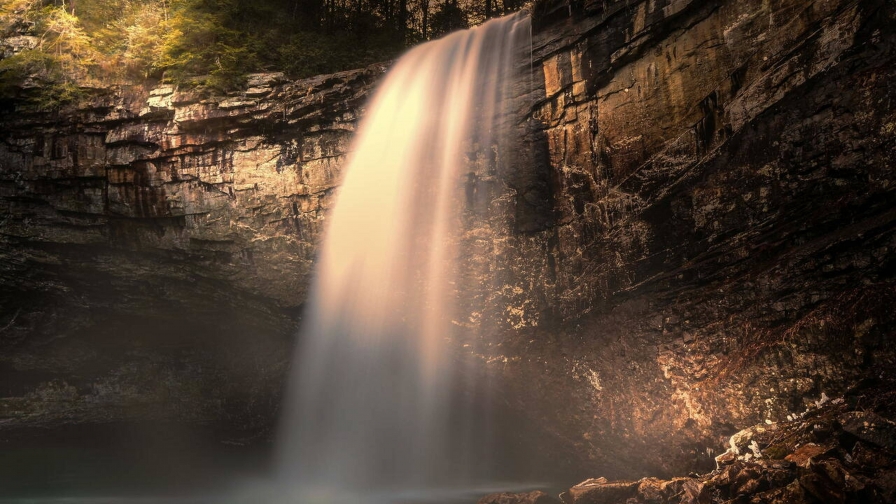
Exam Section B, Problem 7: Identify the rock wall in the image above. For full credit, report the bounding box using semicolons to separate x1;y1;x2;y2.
0;68;382;431
1;0;895;481
475;0;896;480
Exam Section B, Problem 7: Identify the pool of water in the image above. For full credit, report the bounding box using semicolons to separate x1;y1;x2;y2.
0;423;268;502
0;423;559;504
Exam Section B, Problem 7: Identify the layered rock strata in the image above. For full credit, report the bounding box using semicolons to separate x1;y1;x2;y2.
0;0;894;481
463;0;896;479
0;68;382;431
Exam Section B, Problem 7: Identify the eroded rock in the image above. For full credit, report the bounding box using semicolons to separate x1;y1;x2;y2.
552;395;896;503
0;0;894;480
0;67;384;432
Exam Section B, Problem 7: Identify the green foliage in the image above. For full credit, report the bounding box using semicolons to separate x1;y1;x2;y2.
0;0;40;33
1;1;100;107
0;48;55;85
0;49;87;109
37;6;98;75
276;29;404;78
154;7;257;89
0;0;516;101
120;4;166;78
277;31;340;79
429;0;467;38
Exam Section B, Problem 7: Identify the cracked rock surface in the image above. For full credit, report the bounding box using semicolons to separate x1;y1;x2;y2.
464;0;896;479
0;66;384;434
479;385;896;503
0;0;895;481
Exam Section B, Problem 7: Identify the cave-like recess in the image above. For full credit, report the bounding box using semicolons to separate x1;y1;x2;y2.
1;0;895;494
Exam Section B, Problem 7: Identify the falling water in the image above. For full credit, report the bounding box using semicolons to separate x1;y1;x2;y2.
275;13;531;502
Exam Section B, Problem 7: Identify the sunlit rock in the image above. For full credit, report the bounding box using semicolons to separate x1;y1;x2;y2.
0;0;894;490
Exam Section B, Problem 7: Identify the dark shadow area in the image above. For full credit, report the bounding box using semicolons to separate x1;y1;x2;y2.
0;422;272;499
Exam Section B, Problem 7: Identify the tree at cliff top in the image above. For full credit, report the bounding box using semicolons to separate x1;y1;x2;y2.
0;0;522;105
0;0;402;101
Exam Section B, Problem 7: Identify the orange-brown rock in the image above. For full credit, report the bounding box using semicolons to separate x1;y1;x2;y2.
786;444;829;468
562;478;639;504
0;0;895;483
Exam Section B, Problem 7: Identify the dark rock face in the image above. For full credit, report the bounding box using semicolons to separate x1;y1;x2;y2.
1;0;895;484
496;390;896;503
461;0;896;480
0;68;383;432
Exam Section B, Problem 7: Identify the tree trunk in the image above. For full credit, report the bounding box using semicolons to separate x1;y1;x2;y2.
421;0;428;39
398;0;407;42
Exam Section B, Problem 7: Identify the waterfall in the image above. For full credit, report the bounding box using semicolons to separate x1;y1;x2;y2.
275;13;531;502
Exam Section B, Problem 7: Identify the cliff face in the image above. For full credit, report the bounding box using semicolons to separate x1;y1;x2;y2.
488;0;896;478
1;0;895;480
0;68;382;431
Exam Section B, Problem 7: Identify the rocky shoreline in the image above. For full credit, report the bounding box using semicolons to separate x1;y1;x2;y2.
1;0;895;482
480;382;896;503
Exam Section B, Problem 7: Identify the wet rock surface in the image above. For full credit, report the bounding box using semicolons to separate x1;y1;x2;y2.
0;65;384;433
463;0;896;478
1;0;895;482
484;386;896;503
